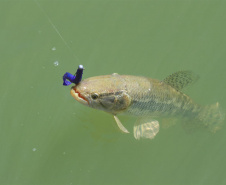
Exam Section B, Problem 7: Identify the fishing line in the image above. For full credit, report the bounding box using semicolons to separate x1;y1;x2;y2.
33;0;80;62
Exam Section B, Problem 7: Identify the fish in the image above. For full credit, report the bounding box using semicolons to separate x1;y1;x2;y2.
70;71;224;139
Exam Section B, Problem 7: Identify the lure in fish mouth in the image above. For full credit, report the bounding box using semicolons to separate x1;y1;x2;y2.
65;69;224;140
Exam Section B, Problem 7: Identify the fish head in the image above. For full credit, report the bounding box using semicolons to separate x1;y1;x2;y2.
70;74;131;114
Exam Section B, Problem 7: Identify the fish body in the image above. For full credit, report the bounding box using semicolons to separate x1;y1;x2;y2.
70;71;224;139
118;75;201;118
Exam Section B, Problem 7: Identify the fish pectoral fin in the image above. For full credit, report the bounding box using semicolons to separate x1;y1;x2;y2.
113;115;129;133
133;118;159;140
163;71;199;91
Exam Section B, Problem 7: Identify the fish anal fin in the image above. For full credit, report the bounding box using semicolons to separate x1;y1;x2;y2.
163;71;199;91
113;115;129;133
133;117;159;140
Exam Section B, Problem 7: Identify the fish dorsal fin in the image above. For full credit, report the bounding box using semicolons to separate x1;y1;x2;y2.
163;71;199;91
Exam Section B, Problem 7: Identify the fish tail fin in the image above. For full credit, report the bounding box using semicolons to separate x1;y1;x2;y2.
198;102;225;132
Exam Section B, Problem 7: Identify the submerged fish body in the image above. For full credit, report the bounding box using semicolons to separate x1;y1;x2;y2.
70;71;224;139
119;75;201;117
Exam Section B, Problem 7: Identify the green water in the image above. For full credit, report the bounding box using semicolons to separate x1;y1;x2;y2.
1;1;226;185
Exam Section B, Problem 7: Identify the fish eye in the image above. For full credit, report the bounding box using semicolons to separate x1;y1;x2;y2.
91;93;99;100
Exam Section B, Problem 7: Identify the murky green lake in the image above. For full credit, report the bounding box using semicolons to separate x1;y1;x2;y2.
1;1;226;185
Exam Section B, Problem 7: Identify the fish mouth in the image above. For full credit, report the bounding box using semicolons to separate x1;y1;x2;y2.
70;86;89;105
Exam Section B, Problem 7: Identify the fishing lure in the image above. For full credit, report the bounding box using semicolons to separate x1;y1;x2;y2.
63;65;84;86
